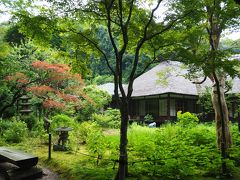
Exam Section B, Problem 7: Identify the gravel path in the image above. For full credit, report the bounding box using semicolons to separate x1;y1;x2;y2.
36;168;59;180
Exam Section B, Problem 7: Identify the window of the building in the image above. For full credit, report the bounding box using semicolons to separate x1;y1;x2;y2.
176;100;187;113
146;99;159;118
159;99;167;116
170;99;176;116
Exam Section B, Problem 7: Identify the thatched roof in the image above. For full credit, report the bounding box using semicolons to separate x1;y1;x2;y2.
131;61;211;97
98;60;240;97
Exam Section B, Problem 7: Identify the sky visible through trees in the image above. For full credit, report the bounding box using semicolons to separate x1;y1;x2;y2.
0;1;239;39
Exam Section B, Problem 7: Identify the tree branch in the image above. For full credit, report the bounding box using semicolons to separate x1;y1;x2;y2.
192;76;207;84
143;0;162;40
105;0;119;59
146;10;193;40
126;0;163;99
67;28;115;76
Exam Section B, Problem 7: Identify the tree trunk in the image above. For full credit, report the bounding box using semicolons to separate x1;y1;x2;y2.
211;77;232;149
115;99;129;180
0;90;23;118
0;102;17;118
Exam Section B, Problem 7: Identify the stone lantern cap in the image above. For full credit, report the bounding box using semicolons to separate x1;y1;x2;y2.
20;95;31;100
55;127;72;132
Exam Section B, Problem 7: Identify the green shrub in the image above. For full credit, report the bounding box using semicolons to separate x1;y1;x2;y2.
91;108;120;128
87;130;107;165
186;123;216;146
177;111;199;127
78;121;101;144
30;119;46;138
76;85;111;121
20;114;37;130
127;123;222;179
144;114;154;123
104;108;121;122
104;133;119;160
3;120;28;143
128;123;158;156
0;120;13;136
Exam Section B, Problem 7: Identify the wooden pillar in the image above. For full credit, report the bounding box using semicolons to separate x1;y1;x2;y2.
167;93;170;120
183;95;185;112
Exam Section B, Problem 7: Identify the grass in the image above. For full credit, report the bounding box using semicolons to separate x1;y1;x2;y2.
6;136;117;179
2;123;240;179
5;138;117;179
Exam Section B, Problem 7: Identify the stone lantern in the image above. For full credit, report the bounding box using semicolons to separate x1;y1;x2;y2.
53;127;72;151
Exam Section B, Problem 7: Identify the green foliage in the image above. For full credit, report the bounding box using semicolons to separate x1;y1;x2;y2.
0;119;13;136
20;114;37;130
4;121;240;179
89;75;113;85
104;108;121;121
77;86;111;121
4;25;26;46
0;24;10;59
128;123;158;157
104;131;119;160
50;114;76;133
87;130;106;164
171;0;240;84
127;123;221;178
144;114;154;123
0;40;43;118
18;13;57;46
197;87;214;114
91;108;121;129
84;86;111;109
0;119;28;143
156;67;173;86
177;111;199;127
77;121;101;144
30;118;45;138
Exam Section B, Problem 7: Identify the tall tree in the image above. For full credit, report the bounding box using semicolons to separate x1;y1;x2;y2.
171;0;240;175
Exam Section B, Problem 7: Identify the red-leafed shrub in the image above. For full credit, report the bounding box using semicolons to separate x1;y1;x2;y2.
5;60;92;112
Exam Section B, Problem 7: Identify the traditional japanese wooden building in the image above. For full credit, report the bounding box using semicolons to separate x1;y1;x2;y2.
98;61;240;125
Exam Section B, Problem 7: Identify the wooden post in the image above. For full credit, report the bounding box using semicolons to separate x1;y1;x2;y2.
48;133;51;160
16;99;19;120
